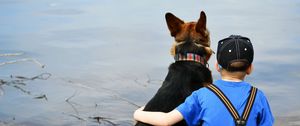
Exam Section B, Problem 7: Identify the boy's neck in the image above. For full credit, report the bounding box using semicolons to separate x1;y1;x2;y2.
220;70;246;82
221;76;243;82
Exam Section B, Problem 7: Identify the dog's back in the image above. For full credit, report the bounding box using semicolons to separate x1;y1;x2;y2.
135;11;213;126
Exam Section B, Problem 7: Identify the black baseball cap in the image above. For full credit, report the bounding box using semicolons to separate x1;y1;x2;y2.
217;35;254;71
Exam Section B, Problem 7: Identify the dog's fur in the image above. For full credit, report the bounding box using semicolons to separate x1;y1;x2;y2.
135;11;213;126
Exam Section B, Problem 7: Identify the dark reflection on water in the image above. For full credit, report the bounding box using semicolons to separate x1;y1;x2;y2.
0;0;300;125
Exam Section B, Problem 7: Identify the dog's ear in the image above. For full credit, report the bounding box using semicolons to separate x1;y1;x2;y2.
165;12;184;37
196;11;207;34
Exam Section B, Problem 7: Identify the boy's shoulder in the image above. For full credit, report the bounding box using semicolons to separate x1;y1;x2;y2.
254;88;270;103
194;86;212;94
191;85;224;100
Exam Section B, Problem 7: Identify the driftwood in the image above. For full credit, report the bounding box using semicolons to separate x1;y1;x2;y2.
0;73;51;100
64;91;119;126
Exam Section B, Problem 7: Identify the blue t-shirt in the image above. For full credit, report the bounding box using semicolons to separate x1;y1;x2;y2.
176;80;274;126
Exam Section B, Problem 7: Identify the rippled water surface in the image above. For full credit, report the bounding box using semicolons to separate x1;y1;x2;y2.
0;0;300;125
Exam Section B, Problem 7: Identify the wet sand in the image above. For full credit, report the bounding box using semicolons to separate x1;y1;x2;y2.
1;0;300;125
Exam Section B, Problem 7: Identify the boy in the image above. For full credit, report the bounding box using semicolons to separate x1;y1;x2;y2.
134;35;274;126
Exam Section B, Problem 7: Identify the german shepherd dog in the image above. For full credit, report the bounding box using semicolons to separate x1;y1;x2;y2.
135;11;213;126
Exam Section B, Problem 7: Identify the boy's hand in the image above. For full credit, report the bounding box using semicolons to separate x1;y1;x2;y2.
137;106;145;111
134;106;145;119
134;107;183;126
133;106;145;124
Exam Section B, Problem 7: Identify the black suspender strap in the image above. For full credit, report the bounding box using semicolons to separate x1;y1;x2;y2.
207;84;257;126
207;84;240;120
241;85;257;122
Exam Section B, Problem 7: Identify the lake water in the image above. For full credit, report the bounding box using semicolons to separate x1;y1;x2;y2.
0;0;300;125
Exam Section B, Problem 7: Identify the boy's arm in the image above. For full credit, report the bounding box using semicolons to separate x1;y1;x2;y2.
257;91;274;126
134;106;183;126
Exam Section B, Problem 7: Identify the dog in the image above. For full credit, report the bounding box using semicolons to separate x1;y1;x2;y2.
135;11;213;126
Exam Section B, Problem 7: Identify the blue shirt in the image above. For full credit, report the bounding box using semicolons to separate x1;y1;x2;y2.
176;80;274;126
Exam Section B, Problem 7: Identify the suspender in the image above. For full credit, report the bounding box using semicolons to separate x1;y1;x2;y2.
207;84;258;126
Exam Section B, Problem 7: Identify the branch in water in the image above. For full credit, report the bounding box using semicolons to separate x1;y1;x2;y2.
34;94;48;101
0;58;45;68
62;112;87;121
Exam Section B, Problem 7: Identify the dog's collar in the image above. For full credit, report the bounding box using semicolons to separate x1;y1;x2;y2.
174;53;206;65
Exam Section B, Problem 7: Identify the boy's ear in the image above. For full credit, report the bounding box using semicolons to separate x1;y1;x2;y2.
215;62;221;72
246;64;253;75
165;12;184;37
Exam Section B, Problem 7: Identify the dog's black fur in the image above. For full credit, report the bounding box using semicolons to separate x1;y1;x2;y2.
135;11;212;126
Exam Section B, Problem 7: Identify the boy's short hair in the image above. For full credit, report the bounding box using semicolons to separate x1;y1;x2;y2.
217;35;254;72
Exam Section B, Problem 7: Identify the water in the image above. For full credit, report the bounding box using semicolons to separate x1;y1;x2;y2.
0;0;299;125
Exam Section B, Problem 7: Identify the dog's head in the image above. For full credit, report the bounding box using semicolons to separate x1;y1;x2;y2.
166;11;213;61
